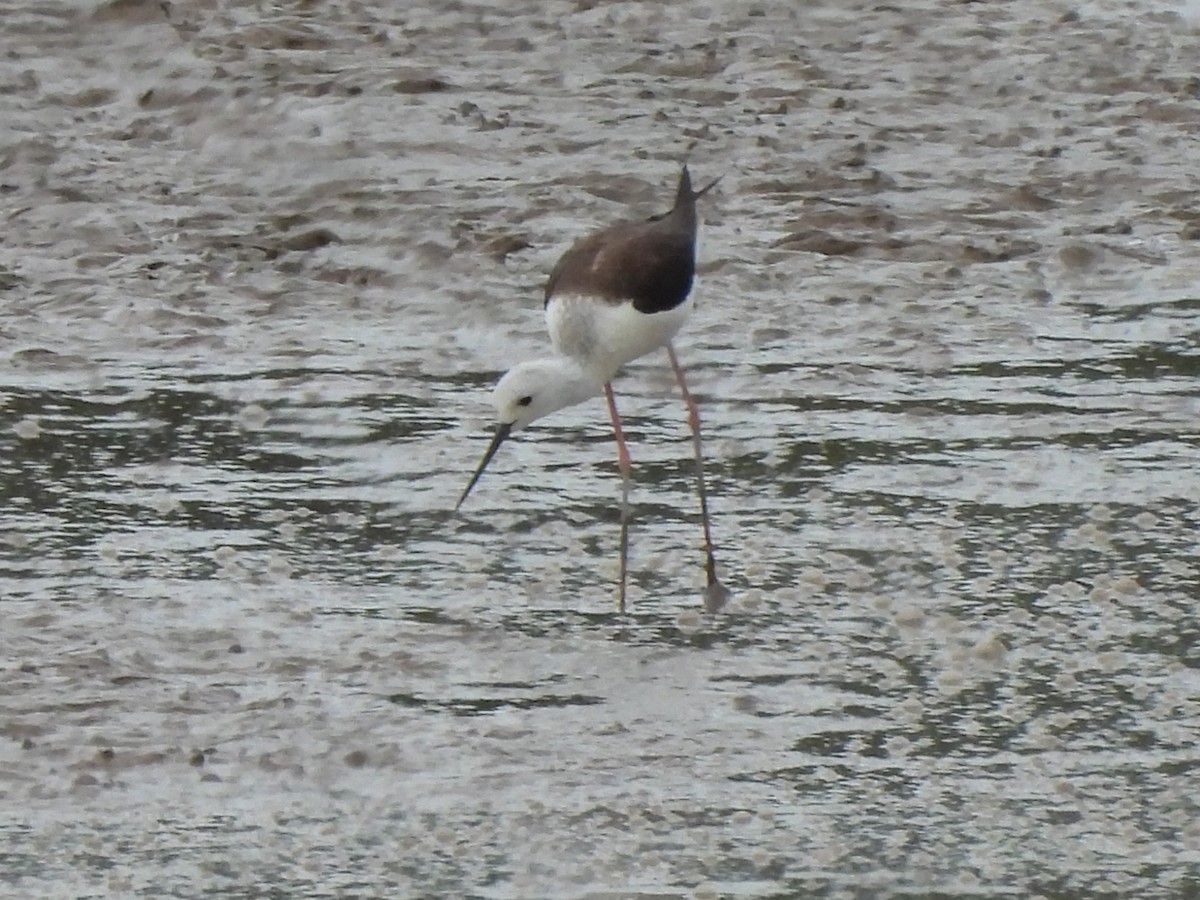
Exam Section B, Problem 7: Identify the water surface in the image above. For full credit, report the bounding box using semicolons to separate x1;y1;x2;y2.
2;0;1199;897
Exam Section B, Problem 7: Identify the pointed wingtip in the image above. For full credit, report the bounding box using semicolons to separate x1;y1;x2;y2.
675;164;719;208
675;165;694;206
695;172;722;199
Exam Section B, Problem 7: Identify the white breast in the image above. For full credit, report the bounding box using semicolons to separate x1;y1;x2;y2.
545;294;693;384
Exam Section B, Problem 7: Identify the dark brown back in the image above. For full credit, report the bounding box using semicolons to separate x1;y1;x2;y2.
544;167;707;315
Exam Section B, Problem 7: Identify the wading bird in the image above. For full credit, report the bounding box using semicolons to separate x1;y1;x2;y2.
457;165;728;613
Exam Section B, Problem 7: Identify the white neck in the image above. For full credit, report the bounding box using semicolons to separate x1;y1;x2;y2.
549;357;606;410
533;356;604;413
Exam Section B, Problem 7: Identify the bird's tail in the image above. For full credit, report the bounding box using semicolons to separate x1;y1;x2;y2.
675;165;722;208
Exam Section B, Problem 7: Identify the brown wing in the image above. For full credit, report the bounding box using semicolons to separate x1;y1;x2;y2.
544;218;696;315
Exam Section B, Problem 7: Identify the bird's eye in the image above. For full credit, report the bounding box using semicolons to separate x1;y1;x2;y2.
517;396;533;407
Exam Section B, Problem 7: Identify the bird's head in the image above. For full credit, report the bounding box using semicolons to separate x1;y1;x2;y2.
455;357;601;509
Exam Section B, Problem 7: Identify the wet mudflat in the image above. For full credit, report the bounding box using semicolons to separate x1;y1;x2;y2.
1;0;1199;897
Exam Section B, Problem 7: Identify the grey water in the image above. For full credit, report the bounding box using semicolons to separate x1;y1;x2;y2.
2;0;1199;897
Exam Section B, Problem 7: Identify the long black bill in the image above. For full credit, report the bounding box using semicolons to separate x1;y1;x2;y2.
455;422;512;510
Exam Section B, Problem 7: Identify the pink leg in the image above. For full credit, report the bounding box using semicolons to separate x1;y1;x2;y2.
666;343;730;611
604;383;631;613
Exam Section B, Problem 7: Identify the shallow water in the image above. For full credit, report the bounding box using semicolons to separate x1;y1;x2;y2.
2;0;1200;897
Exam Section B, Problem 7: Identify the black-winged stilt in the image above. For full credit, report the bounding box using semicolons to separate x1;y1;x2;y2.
457;165;728;613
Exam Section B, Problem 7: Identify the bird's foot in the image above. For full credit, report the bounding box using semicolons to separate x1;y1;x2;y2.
703;558;731;613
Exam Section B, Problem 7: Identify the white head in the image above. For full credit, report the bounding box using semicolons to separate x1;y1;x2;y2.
492;357;601;431
456;356;601;508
